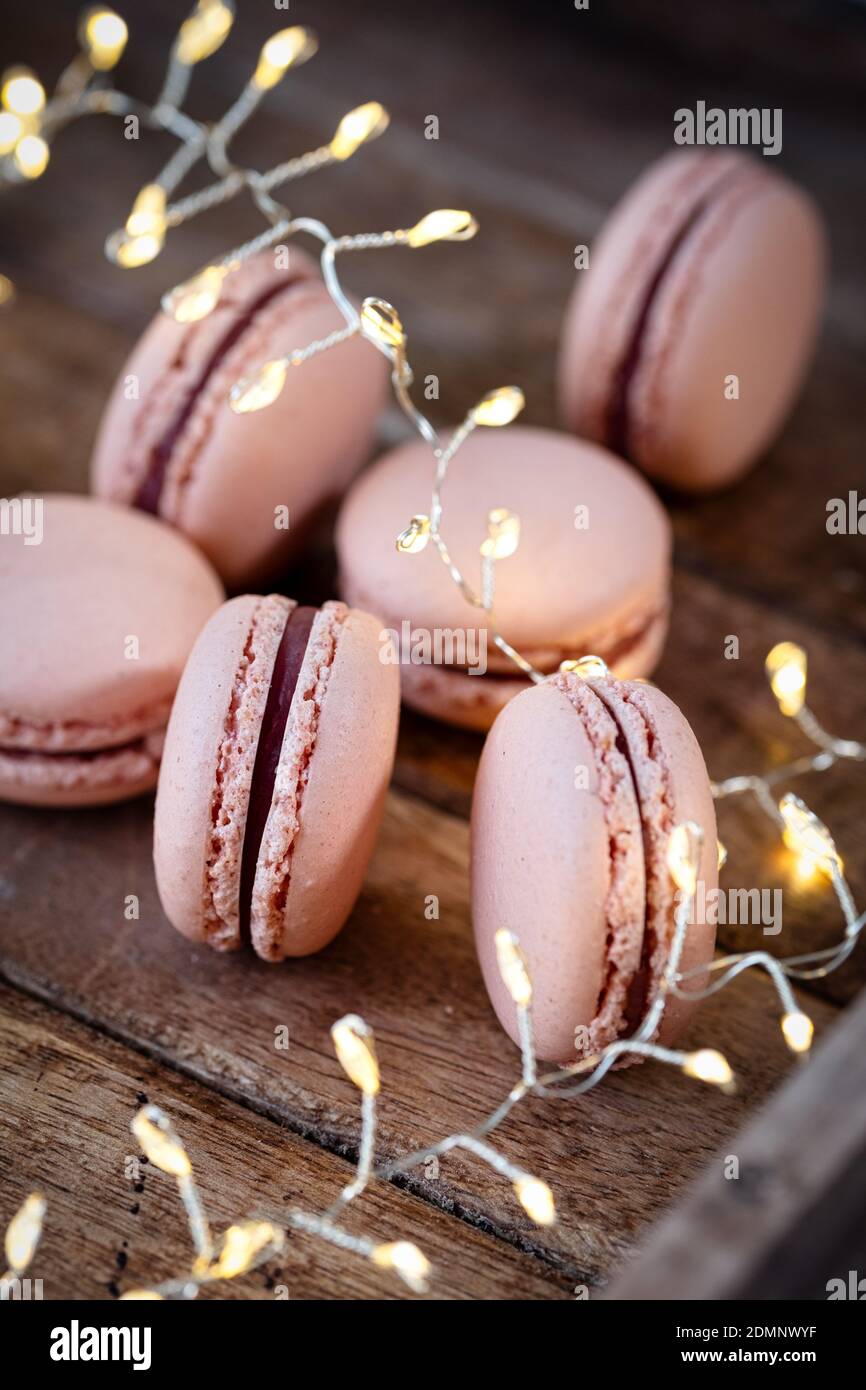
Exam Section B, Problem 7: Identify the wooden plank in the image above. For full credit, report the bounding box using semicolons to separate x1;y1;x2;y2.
606;985;866;1300
0;786;840;1286
0;984;568;1300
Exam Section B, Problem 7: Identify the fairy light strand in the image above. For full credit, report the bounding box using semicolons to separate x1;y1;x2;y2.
3;7;863;1303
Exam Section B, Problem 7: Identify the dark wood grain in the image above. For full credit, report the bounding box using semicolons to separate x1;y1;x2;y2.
0;985;569;1300
0;786;841;1287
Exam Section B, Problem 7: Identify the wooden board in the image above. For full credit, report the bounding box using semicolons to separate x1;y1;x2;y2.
1;0;864;1298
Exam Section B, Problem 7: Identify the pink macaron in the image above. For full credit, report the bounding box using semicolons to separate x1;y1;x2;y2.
559;151;825;491
471;672;718;1063
154;592;399;959
336;426;671;730
0;493;223;807
91;247;388;588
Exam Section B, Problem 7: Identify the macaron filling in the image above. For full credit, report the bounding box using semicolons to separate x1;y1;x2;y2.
135;271;312;516
605;162;746;462
238;604;317;941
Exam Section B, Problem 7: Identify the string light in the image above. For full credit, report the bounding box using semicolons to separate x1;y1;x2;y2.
253;27;318;89
405;208;478;247
558;655;609;679
371;1241;431;1293
360;297;405;350
470;385;525;427
480;508;521;560
79;8;128;71
3;1192;45;1276
766;641;807;718
331;1014;381;1096
175;0;235;66
1;68;46;118
395;514;431;554
781;1010;814;1056
229;358;289;414
666;821;704;896
13;133;49;180
513;1175;556;1226
682;1049;736;1092
778;793;839;872
494;929;533;1007
329;102;389;160
162;263;228;322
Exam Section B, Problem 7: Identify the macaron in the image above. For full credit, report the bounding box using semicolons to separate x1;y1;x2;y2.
471;672;718;1062
0;493;223;808
154;593;399;959
559;150;825;491
336;426;671;730
91;247;388;588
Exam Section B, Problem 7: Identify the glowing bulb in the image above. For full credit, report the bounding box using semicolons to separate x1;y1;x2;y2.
210;1221;282;1278
253;26;318;88
176;0;235;65
119;1289;164;1300
126;183;166;238
765;641;807;718
0;274;15;309
406;209;478;248
1;68;46;118
229;358;288;414
682;1049;735;1091
396;514;430;554
331;1014;380;1095
666;821;704;896
781;1010;814;1056
559;655;609;679
13;133;49;180
80;8;129;70
0;111;23;154
371;1241;430;1292
4;1193;45;1273
131;1106;192;1177
779;793;839;873
717;839;728;871
480;508;520;560
162;264;228;322
470;385;525;427
360;297;405;350
330;102;389;160
494;929;532;1008
514;1175;556;1226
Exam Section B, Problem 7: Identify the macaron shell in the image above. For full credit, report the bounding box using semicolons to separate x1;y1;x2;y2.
154;593;264;944
397;607;669;731
92;249;389;588
0;494;223;747
337;427;671;680
471;680;638;1061
630;173;825;490
256;607;400;958
0;737;162;808
559;151;744;443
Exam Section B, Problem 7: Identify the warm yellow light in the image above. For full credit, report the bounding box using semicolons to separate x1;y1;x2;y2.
331;1014;380;1096
396;514;431;554
107;231;162;267
162;263;227;322
717;839;728;871
683;1048;735;1090
13;133;49;179
765;641;807;718
210;1221;282;1278
131;1106;192;1178
1;68;46;118
119;1289;164;1300
666;820;704;896
80;8;129;70
470;385;525;427
480;508;520;560
558;655;609;679
0;274;15;308
371;1241;430;1292
253;26;318;88
176;0;235;66
779;793;839;873
781;1010;814;1056
126;183;166;238
229;358;288;414
514;1175;556;1226
330;102;389;160
0;111;23;154
360;297;405;350
406;209;478;248
4;1192;45;1273
494;929;532;1008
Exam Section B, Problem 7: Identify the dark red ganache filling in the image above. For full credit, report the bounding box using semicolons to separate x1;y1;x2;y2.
237;605;317;941
135;274;308;515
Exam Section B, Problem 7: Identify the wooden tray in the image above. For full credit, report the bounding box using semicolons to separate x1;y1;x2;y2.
1;0;864;1299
